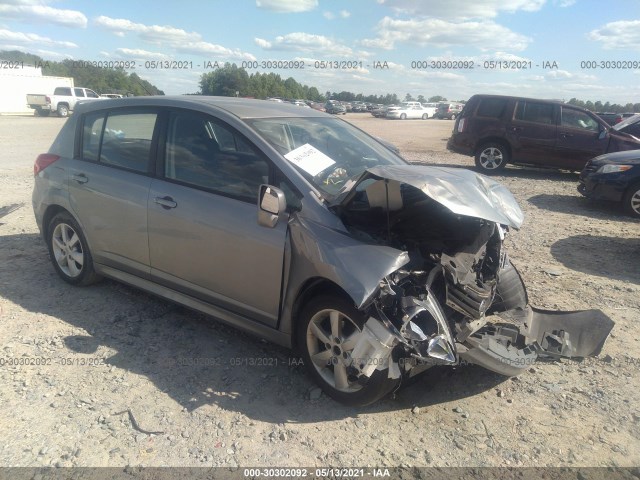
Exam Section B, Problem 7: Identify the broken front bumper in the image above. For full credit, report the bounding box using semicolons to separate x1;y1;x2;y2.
458;307;615;376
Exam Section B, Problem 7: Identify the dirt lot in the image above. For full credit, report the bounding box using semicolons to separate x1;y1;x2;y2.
0;113;639;469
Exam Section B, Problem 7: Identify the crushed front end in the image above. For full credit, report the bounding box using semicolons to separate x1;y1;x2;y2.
335;165;614;384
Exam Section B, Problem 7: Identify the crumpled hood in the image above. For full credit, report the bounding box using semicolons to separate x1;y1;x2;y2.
339;165;524;229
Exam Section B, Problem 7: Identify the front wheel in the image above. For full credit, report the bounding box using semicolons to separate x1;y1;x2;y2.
400;113;407;120
450;114;457;120
422;113;428;120
297;295;399;406
475;142;509;173
47;212;101;285
623;182;640;218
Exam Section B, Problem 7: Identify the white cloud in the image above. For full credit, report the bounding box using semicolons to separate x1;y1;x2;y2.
255;32;353;56
553;0;576;6
361;17;530;51
323;11;335;20
0;3;87;28
94;16;255;60
255;0;317;13
382;0;545;20
0;29;78;48
339;10;351;18
115;48;169;60
175;41;256;61
589;20;640;50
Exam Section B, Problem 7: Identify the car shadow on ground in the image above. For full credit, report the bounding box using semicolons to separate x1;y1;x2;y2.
0;232;506;423
527;193;632;221
550;234;640;285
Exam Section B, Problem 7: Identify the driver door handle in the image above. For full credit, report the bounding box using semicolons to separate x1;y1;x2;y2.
154;196;177;209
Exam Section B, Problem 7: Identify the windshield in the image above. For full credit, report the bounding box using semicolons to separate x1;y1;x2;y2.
245;116;406;197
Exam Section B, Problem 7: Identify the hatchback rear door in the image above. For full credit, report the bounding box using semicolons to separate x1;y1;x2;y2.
68;108;159;278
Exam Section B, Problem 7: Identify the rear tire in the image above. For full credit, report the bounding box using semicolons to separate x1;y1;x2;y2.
422;113;428;120
450;114;457;120
57;104;69;117
475;142;509;174
400;113;407;120
623;182;640;219
297;295;399;406
47;212;101;286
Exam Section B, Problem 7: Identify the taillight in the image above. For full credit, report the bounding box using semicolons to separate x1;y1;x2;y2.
45;95;51;104
457;118;466;132
34;153;60;176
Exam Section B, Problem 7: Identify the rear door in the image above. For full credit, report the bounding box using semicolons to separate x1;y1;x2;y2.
68;108;158;277
507;100;559;165
556;106;608;169
147;109;289;327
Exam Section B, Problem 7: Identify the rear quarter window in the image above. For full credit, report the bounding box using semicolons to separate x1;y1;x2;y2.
476;98;508;118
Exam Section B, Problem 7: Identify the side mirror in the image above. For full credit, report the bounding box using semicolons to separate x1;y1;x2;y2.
598;127;609;140
257;185;287;228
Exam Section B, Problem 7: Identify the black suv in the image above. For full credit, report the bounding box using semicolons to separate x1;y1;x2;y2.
447;94;640;173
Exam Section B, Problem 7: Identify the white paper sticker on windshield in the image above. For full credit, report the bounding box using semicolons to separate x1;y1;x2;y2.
284;143;335;176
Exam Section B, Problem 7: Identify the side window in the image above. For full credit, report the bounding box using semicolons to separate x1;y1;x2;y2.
515;101;555;125
86;90;99;98
164;112;269;202
99;112;157;173
74;88;85;98
561;108;599;132
82;112;105;162
476;98;508;118
54;87;71;96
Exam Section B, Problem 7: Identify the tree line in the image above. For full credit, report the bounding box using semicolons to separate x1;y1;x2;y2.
4;51;637;112
1;50;164;96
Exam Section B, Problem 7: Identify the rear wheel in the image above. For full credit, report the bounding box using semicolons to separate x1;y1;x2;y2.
623;182;640;218
47;212;101;285
450;114;457;120
297;295;398;406
57;104;69;117
422;113;428;120
400;113;407;120
475;142;509;174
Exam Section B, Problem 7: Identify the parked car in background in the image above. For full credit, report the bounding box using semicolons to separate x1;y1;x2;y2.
386;102;432;120
100;94;124;99
370;105;389;117
612;114;640;138
436;102;464;120
622;112;638;118
27;86;102;117
579;150;640;218
421;103;438;118
447;94;640;173
325;101;346;115
32;96;612;405
596;112;623;126
309;102;326;112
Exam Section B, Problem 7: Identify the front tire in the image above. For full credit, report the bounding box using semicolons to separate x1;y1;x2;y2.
297;295;398;406
475;142;509;174
47;212;100;285
400;113;407;120
450;114;457;120
623;182;640;218
422;113;428;120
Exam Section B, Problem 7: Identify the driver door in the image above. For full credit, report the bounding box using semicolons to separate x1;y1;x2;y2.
147;110;288;327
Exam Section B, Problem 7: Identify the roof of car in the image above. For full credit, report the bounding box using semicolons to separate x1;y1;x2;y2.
75;95;328;119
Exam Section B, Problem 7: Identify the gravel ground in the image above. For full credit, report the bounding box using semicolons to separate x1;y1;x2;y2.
0;113;639;469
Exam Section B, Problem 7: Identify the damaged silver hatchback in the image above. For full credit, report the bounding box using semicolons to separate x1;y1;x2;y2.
32;97;614;406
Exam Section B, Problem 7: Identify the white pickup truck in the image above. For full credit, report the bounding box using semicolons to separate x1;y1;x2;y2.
26;86;102;117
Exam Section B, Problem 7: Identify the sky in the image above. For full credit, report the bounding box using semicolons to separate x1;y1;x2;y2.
1;0;639;103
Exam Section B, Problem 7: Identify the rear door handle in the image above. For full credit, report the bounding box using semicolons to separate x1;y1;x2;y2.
511;126;523;132
72;173;88;184
560;133;573;138
154;196;177;209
